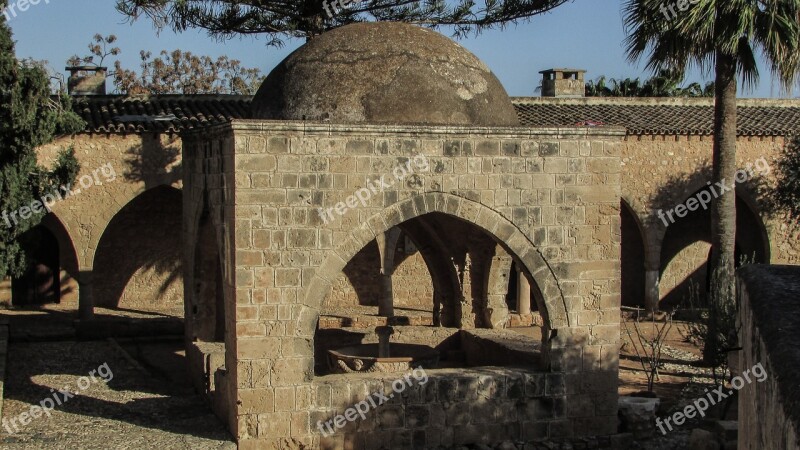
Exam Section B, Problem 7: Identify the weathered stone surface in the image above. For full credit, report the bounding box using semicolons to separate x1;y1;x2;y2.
251;22;520;127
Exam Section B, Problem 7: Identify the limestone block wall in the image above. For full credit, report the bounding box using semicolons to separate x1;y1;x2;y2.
737;265;800;450
1;133;184;310
312;367;566;449
182;130;239;430
619;134;798;307
322;240;434;311
184;120;625;448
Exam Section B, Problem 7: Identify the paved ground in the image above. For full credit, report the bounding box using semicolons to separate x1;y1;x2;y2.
0;339;234;450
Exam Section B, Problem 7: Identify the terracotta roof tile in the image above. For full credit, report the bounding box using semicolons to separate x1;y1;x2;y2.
71;95;800;137
72;95;252;134
512;97;800;136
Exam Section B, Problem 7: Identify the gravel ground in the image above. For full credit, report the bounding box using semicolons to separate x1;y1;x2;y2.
0;340;234;450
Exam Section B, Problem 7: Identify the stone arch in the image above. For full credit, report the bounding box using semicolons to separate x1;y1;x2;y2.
92;185;183;309
397;219;461;326
734;188;770;264
40;213;80;303
12;225;61;305
300;193;567;335
658;187;770;307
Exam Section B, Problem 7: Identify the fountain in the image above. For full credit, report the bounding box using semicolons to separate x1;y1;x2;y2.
327;229;441;373
327;324;440;373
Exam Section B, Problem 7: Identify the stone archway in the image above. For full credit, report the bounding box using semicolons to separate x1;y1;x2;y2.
92;185;183;309
299;193;567;337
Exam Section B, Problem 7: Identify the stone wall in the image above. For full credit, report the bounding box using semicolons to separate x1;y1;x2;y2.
737;265;800;450
182;120;626;448
322;239;434;311
312;367;567;449
0;133;184;311
182;129;238;432
618;134;798;308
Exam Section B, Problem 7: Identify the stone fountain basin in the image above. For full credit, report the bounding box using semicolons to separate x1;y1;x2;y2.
328;343;440;373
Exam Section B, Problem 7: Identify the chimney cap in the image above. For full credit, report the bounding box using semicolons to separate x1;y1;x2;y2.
65;66;108;72
539;68;586;74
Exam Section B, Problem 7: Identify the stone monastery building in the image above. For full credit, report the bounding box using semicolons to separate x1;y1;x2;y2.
2;21;800;449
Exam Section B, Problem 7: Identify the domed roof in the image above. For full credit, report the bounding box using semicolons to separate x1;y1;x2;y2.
252;22;520;127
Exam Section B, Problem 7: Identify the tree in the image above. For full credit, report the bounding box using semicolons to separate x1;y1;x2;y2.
0;6;84;280
623;0;800;316
767;136;800;226
584;70;714;97
115;0;572;46
69;34;264;95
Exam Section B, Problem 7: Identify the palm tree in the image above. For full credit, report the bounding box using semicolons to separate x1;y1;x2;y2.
623;0;800;314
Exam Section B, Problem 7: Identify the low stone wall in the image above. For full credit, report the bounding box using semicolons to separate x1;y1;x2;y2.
461;329;542;368
737;265;800;450
311;367;567;449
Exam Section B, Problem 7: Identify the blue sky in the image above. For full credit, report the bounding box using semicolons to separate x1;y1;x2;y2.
5;0;788;97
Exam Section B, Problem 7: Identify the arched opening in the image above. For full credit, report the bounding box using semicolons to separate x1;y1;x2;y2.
93;186;183;311
192;209;225;342
313;209;552;375
620;200;646;307
12;225;61;306
659;190;769;308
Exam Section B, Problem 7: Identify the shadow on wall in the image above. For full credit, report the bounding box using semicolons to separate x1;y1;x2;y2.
642;166;769;310
123;134;182;190
93;186;183;309
327;235;434;311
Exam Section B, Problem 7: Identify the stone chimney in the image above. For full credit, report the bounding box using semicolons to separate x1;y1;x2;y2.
65;66;107;96
540;68;585;98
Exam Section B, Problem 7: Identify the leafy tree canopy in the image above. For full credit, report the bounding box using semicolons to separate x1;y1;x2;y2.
0;7;84;279
115;0;573;46
585;70;714;97
68;34;265;95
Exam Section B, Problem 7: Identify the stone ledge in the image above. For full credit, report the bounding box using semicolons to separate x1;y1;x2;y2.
738;265;800;429
460;329;542;368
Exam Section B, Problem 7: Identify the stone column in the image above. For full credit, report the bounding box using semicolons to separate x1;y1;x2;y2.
378;271;394;317
644;270;660;312
78;270;94;320
376;228;401;317
517;267;532;315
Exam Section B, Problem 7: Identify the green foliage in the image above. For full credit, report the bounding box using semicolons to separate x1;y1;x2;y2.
0;9;84;279
115;0;573;46
768;135;800;225
622;0;800;312
623;0;800;92
585;70;715;97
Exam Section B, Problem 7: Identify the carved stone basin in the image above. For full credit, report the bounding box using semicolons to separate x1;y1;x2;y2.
328;343;440;373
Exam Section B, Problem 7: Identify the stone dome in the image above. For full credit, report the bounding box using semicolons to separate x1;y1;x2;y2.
251;22;520;127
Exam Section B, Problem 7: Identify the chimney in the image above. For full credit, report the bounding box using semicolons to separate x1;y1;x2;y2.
540;68;586;98
65;66;107;96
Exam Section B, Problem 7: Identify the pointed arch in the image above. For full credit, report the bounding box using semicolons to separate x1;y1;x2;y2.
299;193;567;335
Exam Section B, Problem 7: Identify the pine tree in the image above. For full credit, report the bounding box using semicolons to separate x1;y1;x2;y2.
116;0;571;46
0;5;85;279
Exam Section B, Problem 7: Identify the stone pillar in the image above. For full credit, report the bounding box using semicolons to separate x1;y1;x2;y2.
376;229;401;318
78;270;94;320
517;267;532;315
378;271;394;317
644;270;660;312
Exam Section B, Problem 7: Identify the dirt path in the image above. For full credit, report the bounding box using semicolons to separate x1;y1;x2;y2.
0;340;234;450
